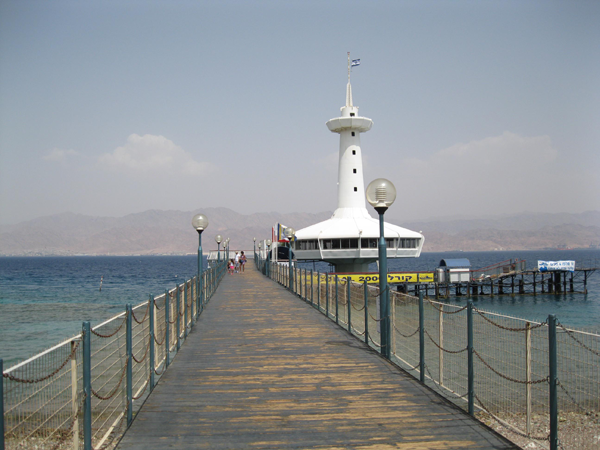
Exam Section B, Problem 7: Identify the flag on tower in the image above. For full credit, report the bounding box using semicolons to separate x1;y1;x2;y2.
351;59;361;67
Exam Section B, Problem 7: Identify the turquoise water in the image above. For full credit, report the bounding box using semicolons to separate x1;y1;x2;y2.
0;255;206;366
1;250;598;366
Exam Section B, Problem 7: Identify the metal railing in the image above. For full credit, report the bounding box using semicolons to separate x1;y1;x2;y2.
2;260;227;450
263;260;600;450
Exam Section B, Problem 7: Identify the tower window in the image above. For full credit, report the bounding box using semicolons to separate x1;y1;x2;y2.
353;169;357;173
351;132;355;136
350;113;355;117
352;150;356;155
354;187;357;192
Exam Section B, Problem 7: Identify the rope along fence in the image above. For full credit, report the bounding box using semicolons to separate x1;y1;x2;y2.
2;260;227;450
263;260;599;450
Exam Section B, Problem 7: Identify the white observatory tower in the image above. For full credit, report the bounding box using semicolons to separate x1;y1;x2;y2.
293;55;424;273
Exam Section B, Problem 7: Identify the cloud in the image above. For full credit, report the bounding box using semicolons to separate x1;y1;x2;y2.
386;131;590;219
434;132;557;167
401;132;558;184
99;134;214;176
43;148;79;161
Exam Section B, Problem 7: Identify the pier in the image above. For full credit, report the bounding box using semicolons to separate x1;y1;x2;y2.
116;263;516;449
3;255;599;450
325;258;598;299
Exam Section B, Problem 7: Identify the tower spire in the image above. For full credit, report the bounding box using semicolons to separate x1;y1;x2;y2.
347;52;351;83
346;82;353;108
346;52;353;107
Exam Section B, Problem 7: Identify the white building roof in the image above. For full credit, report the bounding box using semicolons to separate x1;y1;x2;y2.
295;207;422;241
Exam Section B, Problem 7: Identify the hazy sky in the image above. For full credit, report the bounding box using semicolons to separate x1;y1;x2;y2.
1;0;599;225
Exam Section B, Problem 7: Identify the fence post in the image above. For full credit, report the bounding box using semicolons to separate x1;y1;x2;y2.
200;271;204;310
311;269;314;305
149;295;155;391
526;321;531;436
317;272;321;310
82;321;92;450
467;300;474;416
289;259;293;293
391;289;396;357
71;340;79;450
419;292;425;383
191;276;196;321
326;274;330;318
347;277;352;333
126;304;133;427
197;274;201;316
548;314;558;450
184;282;188;340
165;290;170;368
176;285;181;351
193;279;197;323
439;307;444;386
364;280;369;344
335;276;339;325
1;359;4;450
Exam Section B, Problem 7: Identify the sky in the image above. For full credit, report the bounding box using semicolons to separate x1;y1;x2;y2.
1;0;599;226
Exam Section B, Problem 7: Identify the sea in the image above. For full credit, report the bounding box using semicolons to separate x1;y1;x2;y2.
1;250;599;367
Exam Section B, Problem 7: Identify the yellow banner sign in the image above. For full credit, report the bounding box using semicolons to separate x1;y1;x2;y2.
319;272;434;284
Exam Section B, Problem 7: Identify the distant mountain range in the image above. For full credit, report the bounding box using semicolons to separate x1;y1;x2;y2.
400;211;600;252
1;209;599;256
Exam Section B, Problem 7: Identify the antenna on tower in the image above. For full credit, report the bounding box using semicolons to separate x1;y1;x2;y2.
347;52;351;82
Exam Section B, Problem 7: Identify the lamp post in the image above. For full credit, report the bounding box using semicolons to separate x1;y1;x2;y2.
266;239;272;277
215;235;223;264
253;237;256;260
258;242;262;270
192;214;209;310
366;178;397;359
284;227;295;292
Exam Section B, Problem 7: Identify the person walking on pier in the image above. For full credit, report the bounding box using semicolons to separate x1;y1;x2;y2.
240;251;246;273
234;251;240;273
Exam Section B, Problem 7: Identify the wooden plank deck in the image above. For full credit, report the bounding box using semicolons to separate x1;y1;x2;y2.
116;264;518;449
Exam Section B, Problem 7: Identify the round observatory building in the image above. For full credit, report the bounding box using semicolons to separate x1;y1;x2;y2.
292;78;424;273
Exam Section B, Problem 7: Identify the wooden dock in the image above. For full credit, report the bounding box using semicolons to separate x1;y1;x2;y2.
116;264;518;449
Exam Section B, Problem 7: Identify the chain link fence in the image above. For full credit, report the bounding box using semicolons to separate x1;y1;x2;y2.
2;261;226;450
265;261;600;450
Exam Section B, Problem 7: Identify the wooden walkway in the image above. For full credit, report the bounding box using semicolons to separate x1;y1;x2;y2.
116;264;518;449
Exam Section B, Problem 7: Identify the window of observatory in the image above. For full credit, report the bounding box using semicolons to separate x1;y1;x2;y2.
351;132;355;136
352;150;356;155
361;238;378;249
297;240;318;250
323;239;341;249
340;239;359;249
353;169;357;173
399;238;419;249
350;113;355;117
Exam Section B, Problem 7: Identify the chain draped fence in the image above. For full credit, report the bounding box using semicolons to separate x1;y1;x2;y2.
260;259;600;450
2;260;226;450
